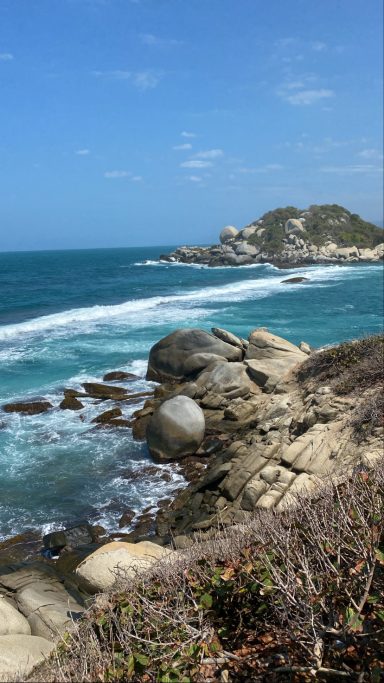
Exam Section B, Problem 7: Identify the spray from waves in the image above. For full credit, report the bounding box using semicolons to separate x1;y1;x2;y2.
0;263;372;343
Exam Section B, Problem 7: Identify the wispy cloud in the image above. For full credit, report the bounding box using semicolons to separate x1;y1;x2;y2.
180;160;212;169
238;163;284;174
311;41;327;52
104;170;143;180
93;69;162;90
75;148;90;156
320;164;383;174
104;170;130;178
278;81;334;105
181;131;196;138
173;143;192;150
140;33;182;47
188;175;203;182
358;148;383;160
0;52;13;61
194;148;223;159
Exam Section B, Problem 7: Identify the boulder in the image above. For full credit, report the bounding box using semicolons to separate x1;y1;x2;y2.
147;396;205;462
0;598;31;636
281;277;309;284
43;523;96;550
146;328;242;383
284;219;305;236
244;329;307;390
82;383;129;400
234;242;259;256
220;225;238;243
358;248;379;261
0;634;54;678
211;327;244;350
2;401;52;415
195;362;259;399
17;582;84;641
334;246;359;258
103;371;139;382
60;396;84;410
241;227;256;239
91;407;123;424
75;541;171;594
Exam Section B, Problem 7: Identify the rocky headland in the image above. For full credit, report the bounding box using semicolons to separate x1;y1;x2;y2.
0;326;383;679
160;204;384;267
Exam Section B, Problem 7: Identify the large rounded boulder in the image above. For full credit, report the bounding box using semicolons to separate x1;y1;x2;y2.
220;225;238;243
146;328;243;382
284;218;305;236
147;395;205;462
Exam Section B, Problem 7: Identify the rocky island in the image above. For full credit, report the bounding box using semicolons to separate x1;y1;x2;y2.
160;204;384;267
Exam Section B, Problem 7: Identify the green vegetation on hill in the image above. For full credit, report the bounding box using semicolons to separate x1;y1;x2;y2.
248;204;383;253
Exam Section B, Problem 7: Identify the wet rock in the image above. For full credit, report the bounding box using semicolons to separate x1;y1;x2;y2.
43;523;96;551
102;371;139;382
281;276;309;284
91;407;123;424
81;383;129;400
3;401;53;415
118;509;136;528
60;396;84;410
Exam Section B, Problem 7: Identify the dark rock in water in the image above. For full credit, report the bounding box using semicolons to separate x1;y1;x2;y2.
91;407;122;424
43;523;96;551
60;396;84;411
0;530;42;564
103;371;139;382
3;400;53;415
82;382;129;400
281;276;309;284
118;509;136;528
107;418;132;428
132;413;151;440
64;388;87;398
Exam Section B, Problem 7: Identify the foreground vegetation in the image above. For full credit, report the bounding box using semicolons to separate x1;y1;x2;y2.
297;334;384;439
33;467;384;682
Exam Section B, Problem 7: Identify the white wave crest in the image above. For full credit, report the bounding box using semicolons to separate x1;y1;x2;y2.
0;263;374;342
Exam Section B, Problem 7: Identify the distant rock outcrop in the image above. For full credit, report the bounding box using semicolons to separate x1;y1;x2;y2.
160;204;383;267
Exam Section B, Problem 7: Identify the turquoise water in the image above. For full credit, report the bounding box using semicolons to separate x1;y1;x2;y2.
0;247;383;539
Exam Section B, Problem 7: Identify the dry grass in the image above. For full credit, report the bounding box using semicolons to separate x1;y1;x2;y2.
31;465;384;683
297;334;384;437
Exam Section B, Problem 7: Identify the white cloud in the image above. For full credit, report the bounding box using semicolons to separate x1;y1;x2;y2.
0;52;13;61
180;160;212;169
93;69;162;90
104;170;130;178
173;143;192;150
238;163;284;174
311;41;327;52
75;148;90;155
358;148;383;160
140;33;182;47
284;88;334;105
181;131;196;138
188;175;202;182
320;164;383;174
194;148;223;159
131;175;143;182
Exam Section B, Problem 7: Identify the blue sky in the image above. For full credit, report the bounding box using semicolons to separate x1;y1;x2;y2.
0;0;382;251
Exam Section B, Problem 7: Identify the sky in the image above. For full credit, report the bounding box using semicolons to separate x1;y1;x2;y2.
0;0;383;251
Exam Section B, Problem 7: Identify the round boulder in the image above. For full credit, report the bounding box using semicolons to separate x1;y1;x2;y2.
241;226;256;240
147;395;205;462
220;225;238;243
146;328;243;382
284;218;305;236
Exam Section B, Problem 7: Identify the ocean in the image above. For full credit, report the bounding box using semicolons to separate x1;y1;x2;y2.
0;246;383;541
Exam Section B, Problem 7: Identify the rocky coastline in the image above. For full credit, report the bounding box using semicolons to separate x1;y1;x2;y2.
159;205;384;268
0;324;383;678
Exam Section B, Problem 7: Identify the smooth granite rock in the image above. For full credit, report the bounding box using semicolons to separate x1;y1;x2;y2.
147;395;205;462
